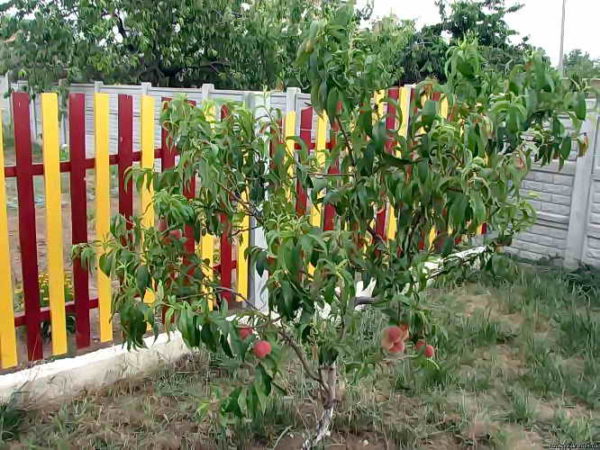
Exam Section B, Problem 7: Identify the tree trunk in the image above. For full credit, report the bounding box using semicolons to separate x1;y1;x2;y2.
302;363;337;449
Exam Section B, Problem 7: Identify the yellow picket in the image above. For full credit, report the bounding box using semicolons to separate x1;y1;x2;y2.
141;95;156;305
310;112;328;230
41;93;68;355
374;90;385;118
237;191;250;302
0;112;18;368
427;94;451;249
95;93;112;343
284;110;297;178
399;86;412;138
387;86;413;241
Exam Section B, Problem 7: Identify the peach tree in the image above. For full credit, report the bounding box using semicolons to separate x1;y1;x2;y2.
76;5;589;447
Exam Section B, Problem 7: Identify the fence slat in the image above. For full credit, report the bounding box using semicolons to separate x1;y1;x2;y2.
41;93;67;356
310;113;328;230
296;107;313;216
237;190;250;303
399;86;412;139
284;110;296;179
387;86;412;241
375;87;399;240
141;95;156;306
218;106;234;304
0;114;18;368
200;103;216;309
182;100;197;255
95;93;112;343
323;115;339;232
12;92;43;361
161;97;176;170
69;93;91;349
118;95;134;222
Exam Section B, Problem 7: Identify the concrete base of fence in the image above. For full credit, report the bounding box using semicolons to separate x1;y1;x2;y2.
0;331;192;406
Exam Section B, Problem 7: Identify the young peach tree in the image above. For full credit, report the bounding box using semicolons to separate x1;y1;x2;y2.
77;5;588;447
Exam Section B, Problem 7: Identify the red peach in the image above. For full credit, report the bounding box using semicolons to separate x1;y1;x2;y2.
415;340;426;351
253;340;272;359
383;326;403;343
239;326;253;340
424;344;435;358
389;340;406;354
168;229;182;240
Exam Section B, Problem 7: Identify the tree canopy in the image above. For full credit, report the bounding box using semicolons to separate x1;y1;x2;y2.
1;0;544;94
398;0;537;84
564;49;600;80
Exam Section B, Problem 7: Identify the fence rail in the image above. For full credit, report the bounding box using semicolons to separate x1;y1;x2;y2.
0;85;487;371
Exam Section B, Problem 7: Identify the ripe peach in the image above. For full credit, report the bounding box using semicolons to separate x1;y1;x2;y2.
389;340;405;354
415;340;426;351
383;326;403;343
239;326;253;340
253;340;272;359
424;344;435;358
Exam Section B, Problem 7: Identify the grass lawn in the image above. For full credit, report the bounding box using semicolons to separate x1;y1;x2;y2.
1;258;599;449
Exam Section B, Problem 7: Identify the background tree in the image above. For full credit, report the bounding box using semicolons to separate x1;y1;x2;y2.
1;0;545;94
75;4;588;447
398;0;538;84
0;0;348;92
564;49;600;80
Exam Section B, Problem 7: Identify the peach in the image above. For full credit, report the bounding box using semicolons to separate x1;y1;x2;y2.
239;326;253;340
389;340;406;354
424;344;435;358
253;340;272;359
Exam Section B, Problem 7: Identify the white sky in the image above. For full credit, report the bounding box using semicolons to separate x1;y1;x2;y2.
364;0;599;66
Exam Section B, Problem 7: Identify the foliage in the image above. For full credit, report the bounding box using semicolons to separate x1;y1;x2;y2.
564;49;600;80
1;0;539;95
399;0;537;83
0;0;371;94
73;4;588;446
0;398;23;444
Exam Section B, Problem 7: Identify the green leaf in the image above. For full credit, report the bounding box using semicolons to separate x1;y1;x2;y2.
326;87;339;122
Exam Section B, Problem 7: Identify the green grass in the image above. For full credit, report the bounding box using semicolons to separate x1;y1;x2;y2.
3;256;600;448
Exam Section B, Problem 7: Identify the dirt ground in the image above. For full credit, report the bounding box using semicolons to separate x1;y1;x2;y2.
2;262;599;449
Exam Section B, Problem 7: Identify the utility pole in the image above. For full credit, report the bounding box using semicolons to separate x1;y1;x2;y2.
558;0;567;76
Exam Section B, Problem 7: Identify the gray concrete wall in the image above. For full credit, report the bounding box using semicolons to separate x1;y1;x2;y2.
507;100;600;267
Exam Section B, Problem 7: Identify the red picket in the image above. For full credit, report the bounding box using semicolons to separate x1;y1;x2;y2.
323;106;341;231
296;107;313;216
118;95;134;223
182;100;197;255
12;92;43;361
68;93;91;349
161;97;176;170
219;105;234;304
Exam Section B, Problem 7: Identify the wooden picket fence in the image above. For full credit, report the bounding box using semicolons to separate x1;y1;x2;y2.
0;86;486;371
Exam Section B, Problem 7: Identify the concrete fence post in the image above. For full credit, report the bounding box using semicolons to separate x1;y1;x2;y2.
201;83;215;103
140;82;151;96
285;87;300;118
564;105;599;267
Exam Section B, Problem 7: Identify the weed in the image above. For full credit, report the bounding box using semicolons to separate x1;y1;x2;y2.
552;409;600;443
0;398;23;443
505;387;536;425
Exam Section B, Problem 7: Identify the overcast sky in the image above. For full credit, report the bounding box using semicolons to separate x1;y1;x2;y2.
362;0;598;66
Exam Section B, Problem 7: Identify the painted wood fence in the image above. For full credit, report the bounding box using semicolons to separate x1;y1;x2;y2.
0;86;485;370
